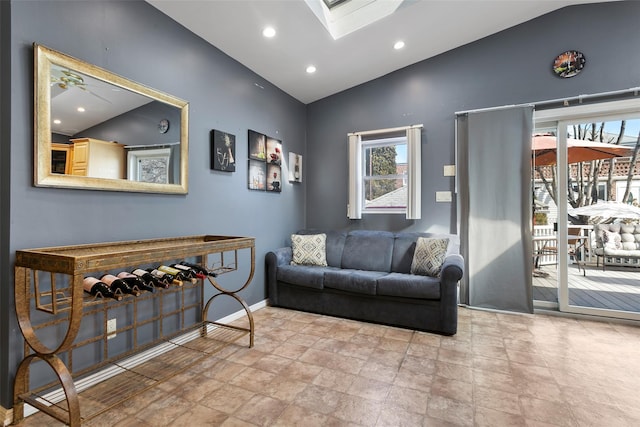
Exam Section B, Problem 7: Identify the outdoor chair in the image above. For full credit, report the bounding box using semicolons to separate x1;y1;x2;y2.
534;225;585;276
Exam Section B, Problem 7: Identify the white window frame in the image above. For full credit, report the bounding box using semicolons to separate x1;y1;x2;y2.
126;147;171;184
535;96;640;322
348;125;422;219
361;136;407;214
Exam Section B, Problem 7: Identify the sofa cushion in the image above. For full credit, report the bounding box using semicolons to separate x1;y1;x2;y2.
600;248;640;257
377;273;441;300
411;237;449;277
602;230;622;251
392;232;458;273
341;230;394;272
277;265;336;289
291;233;328;266
391;233;422;274
295;230;346;267
324;269;386;295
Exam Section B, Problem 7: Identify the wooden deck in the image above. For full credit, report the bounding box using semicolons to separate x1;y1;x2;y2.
533;262;640;312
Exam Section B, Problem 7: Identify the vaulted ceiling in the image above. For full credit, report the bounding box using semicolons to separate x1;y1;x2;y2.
147;0;614;104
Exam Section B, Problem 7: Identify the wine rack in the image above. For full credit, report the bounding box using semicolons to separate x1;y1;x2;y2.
12;235;255;426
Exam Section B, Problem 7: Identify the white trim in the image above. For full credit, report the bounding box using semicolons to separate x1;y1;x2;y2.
348;124;422;137
406;126;422;220
535;97;640;123
535;307;640;325
123;142;179;149
19;300;268;420
347;134;362;219
127;147;171;183
1;405;10;427
457;86;640;116
539;105;640;321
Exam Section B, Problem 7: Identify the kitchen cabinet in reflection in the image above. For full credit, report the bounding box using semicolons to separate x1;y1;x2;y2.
69;138;125;179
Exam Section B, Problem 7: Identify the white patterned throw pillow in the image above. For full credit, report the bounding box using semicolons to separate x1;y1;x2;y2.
291;234;328;266
602;230;622;251
410;237;449;277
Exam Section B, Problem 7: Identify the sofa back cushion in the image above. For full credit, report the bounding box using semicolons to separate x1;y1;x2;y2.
341;230;395;272
295;230;346;267
392;232;459;273
595;223;640;251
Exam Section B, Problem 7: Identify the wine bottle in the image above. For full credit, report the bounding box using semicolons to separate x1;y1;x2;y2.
117;271;154;293
100;274;141;296
131;268;169;289
179;261;217;278
83;277;123;301
146;268;182;286
170;263;202;281
158;265;190;284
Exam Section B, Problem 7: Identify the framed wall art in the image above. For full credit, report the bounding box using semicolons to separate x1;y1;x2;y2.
289;152;302;182
267;164;282;192
266;137;282;165
210;129;236;172
248;129;266;161
247;129;283;193
248;159;266;190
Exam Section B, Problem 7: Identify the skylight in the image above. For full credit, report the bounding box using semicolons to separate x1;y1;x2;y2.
305;0;404;40
322;0;349;10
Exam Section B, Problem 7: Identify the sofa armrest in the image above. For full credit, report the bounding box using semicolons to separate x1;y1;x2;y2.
265;247;292;306
438;253;464;335
270;247;292;266
440;253;464;285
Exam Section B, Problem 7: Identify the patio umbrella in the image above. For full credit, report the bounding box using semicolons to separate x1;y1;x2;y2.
568;201;640;219
532;134;634;166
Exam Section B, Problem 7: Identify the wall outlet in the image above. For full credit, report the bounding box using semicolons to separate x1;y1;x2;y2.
106;318;117;340
435;191;452;202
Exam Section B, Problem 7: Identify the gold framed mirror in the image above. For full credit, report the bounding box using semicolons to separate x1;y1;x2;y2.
34;43;189;194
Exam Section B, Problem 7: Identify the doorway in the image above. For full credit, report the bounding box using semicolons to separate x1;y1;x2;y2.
532;108;640;321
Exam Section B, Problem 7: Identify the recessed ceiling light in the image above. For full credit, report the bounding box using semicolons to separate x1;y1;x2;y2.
77;107;85;112
306;65;317;74
53;119;61;124
262;26;276;38
394;41;405;50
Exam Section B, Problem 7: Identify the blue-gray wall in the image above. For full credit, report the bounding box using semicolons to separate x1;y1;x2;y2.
3;0;306;408
1;0;12;413
3;0;640;412
306;1;640;235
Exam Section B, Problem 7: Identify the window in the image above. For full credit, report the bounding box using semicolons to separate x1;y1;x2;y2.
362;136;407;212
348;125;422;219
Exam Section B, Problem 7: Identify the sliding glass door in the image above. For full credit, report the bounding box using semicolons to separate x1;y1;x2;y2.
533;105;640;321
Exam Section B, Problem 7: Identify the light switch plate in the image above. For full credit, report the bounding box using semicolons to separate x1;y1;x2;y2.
444;165;456;176
435;191;452;202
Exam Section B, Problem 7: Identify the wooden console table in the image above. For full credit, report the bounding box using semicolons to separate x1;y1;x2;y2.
12;235;255;426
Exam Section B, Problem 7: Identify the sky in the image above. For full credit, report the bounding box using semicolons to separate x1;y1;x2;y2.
569;118;640;143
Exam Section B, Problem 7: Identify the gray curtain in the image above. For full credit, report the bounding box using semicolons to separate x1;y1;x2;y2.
457;106;534;313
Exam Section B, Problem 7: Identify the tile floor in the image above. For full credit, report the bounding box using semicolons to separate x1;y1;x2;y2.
17;306;640;426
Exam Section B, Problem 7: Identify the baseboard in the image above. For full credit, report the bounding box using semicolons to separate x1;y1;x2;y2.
14;300;268;422
1;405;11;427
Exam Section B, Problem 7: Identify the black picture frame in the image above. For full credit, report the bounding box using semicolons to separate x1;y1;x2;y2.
248;159;266;190
210;130;236;172
266;164;282;192
248;129;266;161
266;137;282;165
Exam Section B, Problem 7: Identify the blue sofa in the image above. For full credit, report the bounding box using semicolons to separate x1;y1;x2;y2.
265;230;464;335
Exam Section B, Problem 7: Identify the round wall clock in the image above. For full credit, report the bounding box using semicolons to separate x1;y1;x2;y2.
552;50;586;78
158;118;170;134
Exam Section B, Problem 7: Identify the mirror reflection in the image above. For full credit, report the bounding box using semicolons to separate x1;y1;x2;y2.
35;44;189;194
